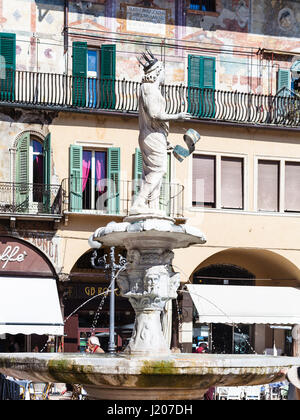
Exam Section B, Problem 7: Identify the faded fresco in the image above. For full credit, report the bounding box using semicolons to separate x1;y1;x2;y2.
0;1;299;96
252;0;300;38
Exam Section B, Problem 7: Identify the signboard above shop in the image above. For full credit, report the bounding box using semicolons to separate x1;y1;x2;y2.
0;236;56;277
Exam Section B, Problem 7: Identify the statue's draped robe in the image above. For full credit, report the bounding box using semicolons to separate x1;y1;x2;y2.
138;83;169;202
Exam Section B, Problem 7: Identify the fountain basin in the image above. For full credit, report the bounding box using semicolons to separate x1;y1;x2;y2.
0;353;299;400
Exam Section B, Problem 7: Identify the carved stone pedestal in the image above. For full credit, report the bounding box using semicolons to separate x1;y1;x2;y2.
92;217;206;355
120;251;180;355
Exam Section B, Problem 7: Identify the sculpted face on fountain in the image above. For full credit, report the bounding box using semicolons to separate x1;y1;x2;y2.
143;266;180;299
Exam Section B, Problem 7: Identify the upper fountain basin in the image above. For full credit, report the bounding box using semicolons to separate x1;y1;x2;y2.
92;219;206;250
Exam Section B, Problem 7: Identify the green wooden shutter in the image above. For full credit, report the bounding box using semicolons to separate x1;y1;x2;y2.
16;132;29;211
160;154;171;215
202;57;215;117
43;133;51;212
202;57;215;89
72;41;87;107
277;69;291;120
0;33;16;101
188;55;201;115
100;44;116;109
277;69;291;96
188;55;215;117
69;145;82;211
107;147;120;214
134;147;143;198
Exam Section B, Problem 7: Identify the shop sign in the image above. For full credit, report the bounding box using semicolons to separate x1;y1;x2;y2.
0;246;27;269
19;231;61;271
65;284;121;299
0;236;54;276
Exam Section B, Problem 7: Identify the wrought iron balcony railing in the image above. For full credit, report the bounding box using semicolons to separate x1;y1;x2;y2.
62;178;184;219
0;182;63;216
1;69;300;127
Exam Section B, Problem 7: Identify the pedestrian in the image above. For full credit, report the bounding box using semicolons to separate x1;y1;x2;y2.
86;336;105;354
196;342;208;353
195;342;215;400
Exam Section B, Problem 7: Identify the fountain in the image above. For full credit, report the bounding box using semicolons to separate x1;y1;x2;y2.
0;51;299;400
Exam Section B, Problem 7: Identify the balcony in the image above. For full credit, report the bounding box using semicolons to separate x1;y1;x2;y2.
0;182;63;222
0;70;300;128
62;178;184;219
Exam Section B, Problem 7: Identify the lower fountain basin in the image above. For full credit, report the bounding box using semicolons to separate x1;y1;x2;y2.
0;353;299;400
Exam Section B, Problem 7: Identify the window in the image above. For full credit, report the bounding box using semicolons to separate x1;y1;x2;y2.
221;157;244;210
15;132;51;211
193;154;216;208
72;42;116;109
257;160;279;212
188;55;215;118
69;145;120;214
87;49;100;107
189;0;216;12
31;139;44;202
82;150;107;210
192;153;245;210
285;162;300;212
256;158;300;213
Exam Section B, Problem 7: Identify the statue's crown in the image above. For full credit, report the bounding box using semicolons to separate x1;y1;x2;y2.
138;49;158;73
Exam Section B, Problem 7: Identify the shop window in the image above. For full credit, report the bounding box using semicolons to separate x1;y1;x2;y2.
192;264;255;355
189;0;216;12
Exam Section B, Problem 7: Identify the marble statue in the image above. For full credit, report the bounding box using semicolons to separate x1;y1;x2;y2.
130;50;189;215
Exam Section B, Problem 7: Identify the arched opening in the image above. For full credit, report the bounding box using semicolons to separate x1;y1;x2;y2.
187;248;300;356
192;263;255;354
63;247;135;353
193;263;255;286
191;248;300;287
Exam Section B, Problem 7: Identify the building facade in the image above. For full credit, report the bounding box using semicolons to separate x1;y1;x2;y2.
0;0;300;355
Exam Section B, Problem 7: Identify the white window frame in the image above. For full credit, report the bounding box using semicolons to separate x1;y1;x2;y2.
189;150;248;212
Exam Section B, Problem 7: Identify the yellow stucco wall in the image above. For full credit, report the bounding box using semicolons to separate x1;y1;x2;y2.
47;112;300;284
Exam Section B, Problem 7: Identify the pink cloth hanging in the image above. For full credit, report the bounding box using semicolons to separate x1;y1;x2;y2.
96;158;102;193
82;155;91;192
95;152;106;193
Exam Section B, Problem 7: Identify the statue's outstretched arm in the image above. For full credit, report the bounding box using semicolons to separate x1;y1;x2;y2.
142;86;190;122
